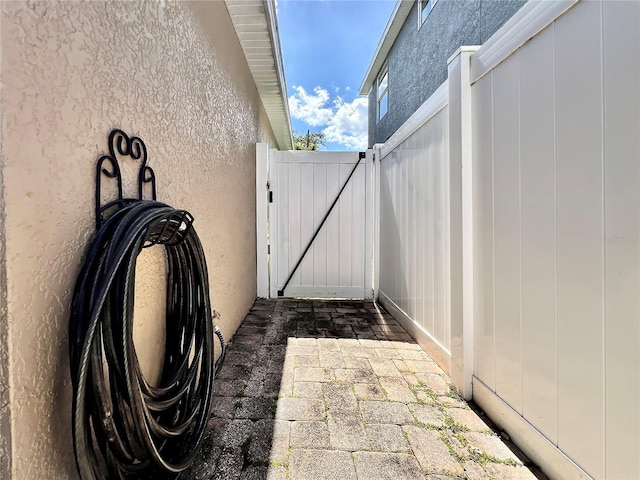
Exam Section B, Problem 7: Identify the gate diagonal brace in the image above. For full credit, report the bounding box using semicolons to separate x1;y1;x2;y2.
277;151;366;297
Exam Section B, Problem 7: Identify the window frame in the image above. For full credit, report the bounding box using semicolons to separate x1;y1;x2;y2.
377;64;389;122
418;0;438;27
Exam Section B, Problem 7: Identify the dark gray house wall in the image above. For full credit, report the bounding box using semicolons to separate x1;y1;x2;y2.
367;0;527;147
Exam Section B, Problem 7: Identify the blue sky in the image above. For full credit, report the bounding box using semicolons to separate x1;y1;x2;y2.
277;0;396;150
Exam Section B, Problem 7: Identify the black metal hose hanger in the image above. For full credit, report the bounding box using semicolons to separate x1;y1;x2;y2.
69;129;221;479
95;129;157;228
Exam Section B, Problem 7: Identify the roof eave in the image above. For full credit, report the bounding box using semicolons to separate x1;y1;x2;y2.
226;0;294;150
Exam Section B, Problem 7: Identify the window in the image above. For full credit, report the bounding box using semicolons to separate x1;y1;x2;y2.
377;66;388;121
419;0;438;26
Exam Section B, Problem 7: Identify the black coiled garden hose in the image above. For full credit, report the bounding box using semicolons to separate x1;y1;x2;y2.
69;200;224;479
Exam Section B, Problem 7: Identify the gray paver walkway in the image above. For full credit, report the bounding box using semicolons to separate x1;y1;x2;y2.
185;299;546;480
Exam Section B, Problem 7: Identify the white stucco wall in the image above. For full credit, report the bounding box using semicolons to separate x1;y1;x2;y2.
0;1;277;477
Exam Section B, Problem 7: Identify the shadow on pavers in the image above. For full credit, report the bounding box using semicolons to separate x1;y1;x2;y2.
183;298;410;479
183;298;548;480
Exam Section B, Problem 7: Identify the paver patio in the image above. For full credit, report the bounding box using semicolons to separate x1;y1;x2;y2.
185;299;546;480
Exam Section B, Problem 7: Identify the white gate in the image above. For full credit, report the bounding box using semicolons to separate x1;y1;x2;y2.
257;148;373;299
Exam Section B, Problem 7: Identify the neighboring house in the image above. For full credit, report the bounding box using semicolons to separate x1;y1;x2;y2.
0;1;290;478
360;0;527;147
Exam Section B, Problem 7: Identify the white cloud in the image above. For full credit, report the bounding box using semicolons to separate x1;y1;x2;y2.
288;86;333;126
288;85;368;150
323;97;368;150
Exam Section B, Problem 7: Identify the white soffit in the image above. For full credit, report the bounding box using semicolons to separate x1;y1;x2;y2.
225;0;293;150
359;0;414;95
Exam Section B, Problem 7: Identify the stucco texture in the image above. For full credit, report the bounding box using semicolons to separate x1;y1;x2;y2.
0;1;276;478
368;0;527;146
0;158;10;480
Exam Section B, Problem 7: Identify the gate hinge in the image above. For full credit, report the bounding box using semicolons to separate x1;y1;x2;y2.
267;245;271;254
268;191;273;203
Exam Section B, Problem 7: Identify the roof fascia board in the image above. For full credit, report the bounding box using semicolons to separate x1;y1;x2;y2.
359;0;414;95
262;0;294;149
225;0;293;150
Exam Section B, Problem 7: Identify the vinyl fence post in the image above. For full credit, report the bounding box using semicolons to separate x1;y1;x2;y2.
447;46;479;400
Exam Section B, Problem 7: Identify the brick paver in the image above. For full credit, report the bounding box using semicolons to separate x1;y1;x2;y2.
353;451;424;480
404;426;466;476
183;299;545;479
410;403;446;427
289;421;330;449
290;449;357;480
365;423;410;452
327;409;370;450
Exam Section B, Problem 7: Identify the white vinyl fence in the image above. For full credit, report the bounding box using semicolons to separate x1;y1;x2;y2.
469;1;639;479
376;1;640;479
262;150;373;299
376;83;452;372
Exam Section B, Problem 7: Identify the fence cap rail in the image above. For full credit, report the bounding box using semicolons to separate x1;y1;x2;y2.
470;0;578;84
378;80;449;161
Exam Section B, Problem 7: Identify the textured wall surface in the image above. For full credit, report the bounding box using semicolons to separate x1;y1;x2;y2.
0;0;276;478
0;158;11;480
368;0;526;147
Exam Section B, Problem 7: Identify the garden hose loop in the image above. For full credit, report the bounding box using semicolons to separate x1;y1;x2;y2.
69;200;223;480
